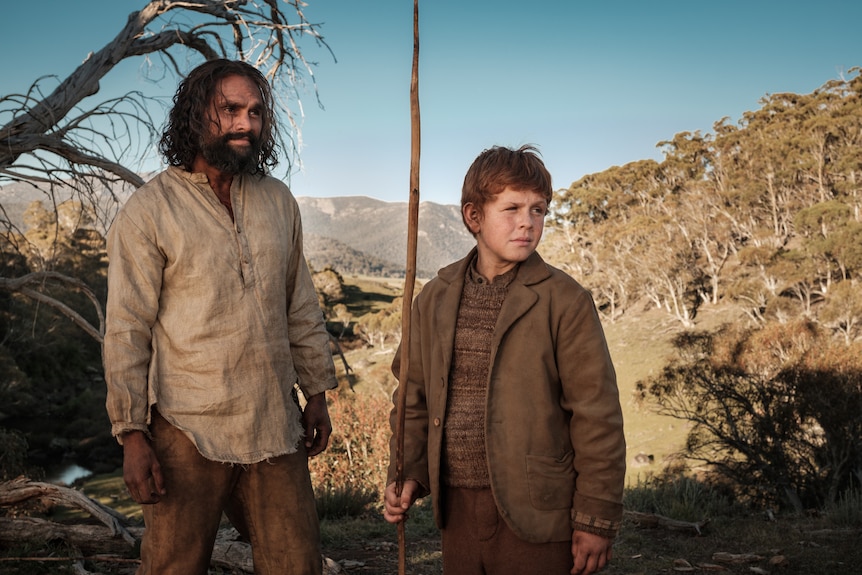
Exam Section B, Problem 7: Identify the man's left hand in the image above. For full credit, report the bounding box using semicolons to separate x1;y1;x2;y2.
302;392;332;457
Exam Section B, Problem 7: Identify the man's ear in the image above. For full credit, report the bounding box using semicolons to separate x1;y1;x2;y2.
463;202;482;234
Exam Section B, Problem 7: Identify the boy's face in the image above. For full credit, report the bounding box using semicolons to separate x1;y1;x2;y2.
463;186;547;280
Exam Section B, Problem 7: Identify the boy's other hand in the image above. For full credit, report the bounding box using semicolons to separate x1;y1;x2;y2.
383;479;420;524
571;530;613;575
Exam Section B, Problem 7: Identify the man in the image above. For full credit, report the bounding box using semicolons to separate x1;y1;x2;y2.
103;59;337;575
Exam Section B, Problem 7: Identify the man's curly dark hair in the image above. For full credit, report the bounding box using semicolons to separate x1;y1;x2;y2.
159;59;280;174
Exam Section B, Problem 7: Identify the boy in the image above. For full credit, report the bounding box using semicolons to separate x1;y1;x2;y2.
384;145;626;575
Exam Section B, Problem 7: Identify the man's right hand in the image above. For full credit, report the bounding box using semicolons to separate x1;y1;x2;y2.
122;431;166;504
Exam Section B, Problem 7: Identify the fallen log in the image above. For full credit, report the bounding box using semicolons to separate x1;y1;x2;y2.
0;477;346;574
0;516;140;553
624;510;711;535
0;476;135;545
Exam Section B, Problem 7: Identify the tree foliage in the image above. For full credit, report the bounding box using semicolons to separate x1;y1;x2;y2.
549;69;862;336
353;297;403;351
548;77;862;507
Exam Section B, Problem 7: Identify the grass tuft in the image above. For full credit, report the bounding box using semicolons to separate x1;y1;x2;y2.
624;473;737;521
826;487;862;527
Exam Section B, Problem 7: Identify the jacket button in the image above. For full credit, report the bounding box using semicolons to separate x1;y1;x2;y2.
433;417;441;427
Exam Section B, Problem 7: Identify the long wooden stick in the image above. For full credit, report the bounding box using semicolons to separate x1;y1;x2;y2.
395;1;420;574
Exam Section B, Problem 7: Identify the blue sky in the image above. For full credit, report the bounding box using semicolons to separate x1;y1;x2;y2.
3;1;861;205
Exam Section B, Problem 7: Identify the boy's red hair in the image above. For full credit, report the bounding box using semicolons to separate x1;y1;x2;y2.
460;145;552;231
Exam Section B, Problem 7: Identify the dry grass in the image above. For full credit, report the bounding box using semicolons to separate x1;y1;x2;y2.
8;279;860;575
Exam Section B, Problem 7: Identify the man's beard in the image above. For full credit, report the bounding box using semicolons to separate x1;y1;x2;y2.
199;132;262;175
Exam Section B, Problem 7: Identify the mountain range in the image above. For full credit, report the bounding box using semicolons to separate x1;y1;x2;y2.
296;196;475;278
0;181;476;279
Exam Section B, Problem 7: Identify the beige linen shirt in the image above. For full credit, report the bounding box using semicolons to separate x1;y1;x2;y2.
104;166;337;464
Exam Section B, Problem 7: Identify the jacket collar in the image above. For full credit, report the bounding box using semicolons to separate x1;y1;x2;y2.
437;247;551;288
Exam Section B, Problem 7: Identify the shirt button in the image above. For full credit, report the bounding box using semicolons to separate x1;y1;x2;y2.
434;417;441;427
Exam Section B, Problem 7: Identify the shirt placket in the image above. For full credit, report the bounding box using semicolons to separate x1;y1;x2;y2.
231;182;254;287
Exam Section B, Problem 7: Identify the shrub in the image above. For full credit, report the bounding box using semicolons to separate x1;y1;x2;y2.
309;387;392;519
638;322;862;511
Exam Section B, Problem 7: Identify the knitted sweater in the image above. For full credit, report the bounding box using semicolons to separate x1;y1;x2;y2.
442;262;516;487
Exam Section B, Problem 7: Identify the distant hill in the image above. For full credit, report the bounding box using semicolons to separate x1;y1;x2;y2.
296;196;475;278
304;233;407;277
0;180;475;278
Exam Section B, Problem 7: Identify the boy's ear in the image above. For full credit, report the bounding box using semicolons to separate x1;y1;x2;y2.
463;202;482;234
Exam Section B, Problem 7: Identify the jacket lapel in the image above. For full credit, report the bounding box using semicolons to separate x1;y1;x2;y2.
434;249;473;380
494;252;550;344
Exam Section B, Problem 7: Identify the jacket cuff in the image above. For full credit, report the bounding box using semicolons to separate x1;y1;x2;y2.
571;511;622;539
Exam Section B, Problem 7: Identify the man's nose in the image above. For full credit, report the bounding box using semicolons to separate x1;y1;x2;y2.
233;111;252;131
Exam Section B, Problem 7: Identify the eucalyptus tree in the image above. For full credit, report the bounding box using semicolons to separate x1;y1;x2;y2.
828;72;862;220
553;159;665;319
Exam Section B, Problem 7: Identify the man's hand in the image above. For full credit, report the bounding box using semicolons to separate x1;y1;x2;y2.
122;431;165;504
383;479;420;524
302;392;332;457
571;530;613;575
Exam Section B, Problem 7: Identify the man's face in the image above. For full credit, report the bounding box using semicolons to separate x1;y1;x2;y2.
199;74;265;174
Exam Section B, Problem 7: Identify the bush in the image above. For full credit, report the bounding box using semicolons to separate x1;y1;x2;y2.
638;321;862;511
309;387;392;518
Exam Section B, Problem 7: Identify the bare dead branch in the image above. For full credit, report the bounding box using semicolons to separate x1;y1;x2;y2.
0;477;135;545
0;271;105;342
0;0;334;343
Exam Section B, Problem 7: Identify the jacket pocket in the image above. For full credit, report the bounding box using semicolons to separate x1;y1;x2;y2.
525;451;575;510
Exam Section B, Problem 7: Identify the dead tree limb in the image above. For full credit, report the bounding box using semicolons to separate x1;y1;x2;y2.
624;510;711;535
0;476;134;545
0;271;105;342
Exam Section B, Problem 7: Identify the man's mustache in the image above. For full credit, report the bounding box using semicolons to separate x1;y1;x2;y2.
223;132;259;145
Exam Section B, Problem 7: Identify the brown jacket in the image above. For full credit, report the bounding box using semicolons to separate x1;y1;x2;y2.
389;249;626;542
